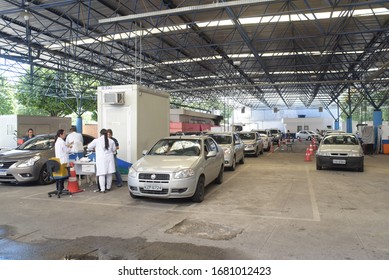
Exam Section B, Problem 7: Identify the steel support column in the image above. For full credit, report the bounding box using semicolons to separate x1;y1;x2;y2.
373;110;382;151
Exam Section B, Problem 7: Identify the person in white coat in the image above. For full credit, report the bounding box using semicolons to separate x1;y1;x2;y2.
66;126;84;158
87;129;116;193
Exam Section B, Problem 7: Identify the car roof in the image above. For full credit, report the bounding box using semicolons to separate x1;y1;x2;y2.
238;131;256;134
323;133;355;138
33;133;95;137
164;135;210;140
206;132;234;135
324;130;346;135
35;134;55;137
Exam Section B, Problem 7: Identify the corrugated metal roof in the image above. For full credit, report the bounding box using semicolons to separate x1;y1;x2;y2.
0;0;389;111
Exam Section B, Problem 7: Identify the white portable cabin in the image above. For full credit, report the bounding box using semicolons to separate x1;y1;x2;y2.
97;84;170;165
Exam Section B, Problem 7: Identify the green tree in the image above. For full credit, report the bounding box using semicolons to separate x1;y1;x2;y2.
0;76;15;114
16;67;98;117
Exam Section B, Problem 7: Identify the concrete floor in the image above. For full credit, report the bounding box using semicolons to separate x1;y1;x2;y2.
1;141;388;260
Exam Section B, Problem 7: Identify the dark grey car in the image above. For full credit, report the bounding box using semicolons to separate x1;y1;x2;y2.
0;133;94;185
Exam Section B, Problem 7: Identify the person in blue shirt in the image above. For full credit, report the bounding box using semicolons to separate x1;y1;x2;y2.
23;128;35;142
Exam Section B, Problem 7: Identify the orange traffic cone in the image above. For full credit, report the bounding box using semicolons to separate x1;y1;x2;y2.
309;143;314;156
67;162;83;194
312;138;317;151
304;147;312;161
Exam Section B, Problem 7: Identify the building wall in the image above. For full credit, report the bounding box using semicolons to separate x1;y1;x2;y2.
232;107;338;132
82;124;98;138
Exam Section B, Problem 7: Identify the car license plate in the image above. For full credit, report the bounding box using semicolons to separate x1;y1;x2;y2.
0;169;7;176
333;159;346;164
143;185;163;191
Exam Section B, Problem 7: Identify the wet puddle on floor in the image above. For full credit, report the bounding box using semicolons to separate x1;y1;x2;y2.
0;225;246;260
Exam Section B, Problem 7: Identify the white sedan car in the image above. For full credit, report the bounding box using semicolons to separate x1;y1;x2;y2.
296;130;322;141
128;135;224;202
237;131;264;157
207;132;245;171
258;133;270;151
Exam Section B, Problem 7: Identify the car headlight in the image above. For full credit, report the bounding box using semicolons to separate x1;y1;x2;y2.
17;156;40;168
348;151;364;157
174;168;195;179
128;166;138;178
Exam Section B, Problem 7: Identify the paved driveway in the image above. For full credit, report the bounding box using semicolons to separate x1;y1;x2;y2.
1;142;388;260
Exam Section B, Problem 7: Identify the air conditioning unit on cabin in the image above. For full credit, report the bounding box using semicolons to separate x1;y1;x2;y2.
103;92;125;105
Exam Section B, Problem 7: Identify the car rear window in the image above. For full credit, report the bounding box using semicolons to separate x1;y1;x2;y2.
209;135;232;144
323;135;357;145
239;133;255;140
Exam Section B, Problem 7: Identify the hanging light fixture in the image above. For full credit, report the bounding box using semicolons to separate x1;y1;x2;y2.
20;10;31;21
20;1;31;21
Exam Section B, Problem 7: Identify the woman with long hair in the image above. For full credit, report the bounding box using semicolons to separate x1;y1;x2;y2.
87;129;116;193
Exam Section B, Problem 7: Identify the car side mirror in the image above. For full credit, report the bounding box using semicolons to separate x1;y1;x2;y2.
206;150;217;158
142;149;148;155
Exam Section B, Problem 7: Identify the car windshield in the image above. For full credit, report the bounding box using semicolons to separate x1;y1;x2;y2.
323;135;358;145
148;139;201;156
17;135;54;150
239;133;255;140
209;134;232;145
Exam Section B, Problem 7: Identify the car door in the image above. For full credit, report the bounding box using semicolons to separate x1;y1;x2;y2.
203;138;221;185
234;133;244;161
255;132;263;151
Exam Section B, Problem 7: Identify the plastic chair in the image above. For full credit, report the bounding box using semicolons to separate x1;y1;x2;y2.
47;158;71;198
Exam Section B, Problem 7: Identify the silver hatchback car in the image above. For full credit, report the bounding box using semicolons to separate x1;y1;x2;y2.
207;132;245;170
128;135;224;202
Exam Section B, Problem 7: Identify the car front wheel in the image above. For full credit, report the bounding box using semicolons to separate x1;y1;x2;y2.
239;154;245;164
192;176;205;202
38;164;55;185
215;166;224;184
230;156;236;171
